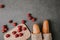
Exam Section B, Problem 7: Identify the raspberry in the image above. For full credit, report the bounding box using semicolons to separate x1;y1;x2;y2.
12;31;17;35
15;34;19;38
2;29;6;33
32;18;36;22
2;28;8;33
2;25;7;29
13;22;17;26
28;16;33;20
6;34;10;38
2;25;8;33
17;28;22;32
18;26;22;29
27;13;31;17
0;4;5;8
19;33;23;37
21;20;26;24
22;27;27;31
8;20;13;23
17;26;22;32
4;28;8;31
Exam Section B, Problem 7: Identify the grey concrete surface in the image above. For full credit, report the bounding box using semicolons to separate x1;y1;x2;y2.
0;0;60;40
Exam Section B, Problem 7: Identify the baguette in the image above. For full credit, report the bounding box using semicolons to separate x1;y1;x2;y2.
42;20;52;40
31;24;42;40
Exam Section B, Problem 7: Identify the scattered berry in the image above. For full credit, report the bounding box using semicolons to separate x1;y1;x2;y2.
22;27;27;31
17;28;22;32
2;29;6;33
19;33;23;37
21;20;26;24
6;34;10;38
27;13;31;17
15;34;19;38
4;28;8;31
2;25;7;29
12;31;17;35
2;25;8;33
28;16;33;20
32;18;36;22
18;26;22;29
27;13;37;22
13;22;17;26
0;4;5;8
8;20;13;23
17;26;22;32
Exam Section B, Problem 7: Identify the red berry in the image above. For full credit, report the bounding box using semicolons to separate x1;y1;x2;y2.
6;34;10;38
18;26;22;29
0;4;5;8
19;33;23;37
17;26;22;32
15;34;19;38
2;27;8;33
8;20;13;23
2;25;8;33
27;13;31;17
2;25;7;29
17;28;22;32
22;27;27;31
13;22;17;26
21;20;26;24
4;28;8;31
2;29;6;33
32;18;36;22
28;16;33;20
12;31;17;35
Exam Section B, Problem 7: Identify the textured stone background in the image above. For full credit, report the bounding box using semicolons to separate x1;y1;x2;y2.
0;0;60;40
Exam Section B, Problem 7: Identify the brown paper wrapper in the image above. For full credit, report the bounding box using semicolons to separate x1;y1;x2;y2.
31;33;42;40
43;33;52;40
